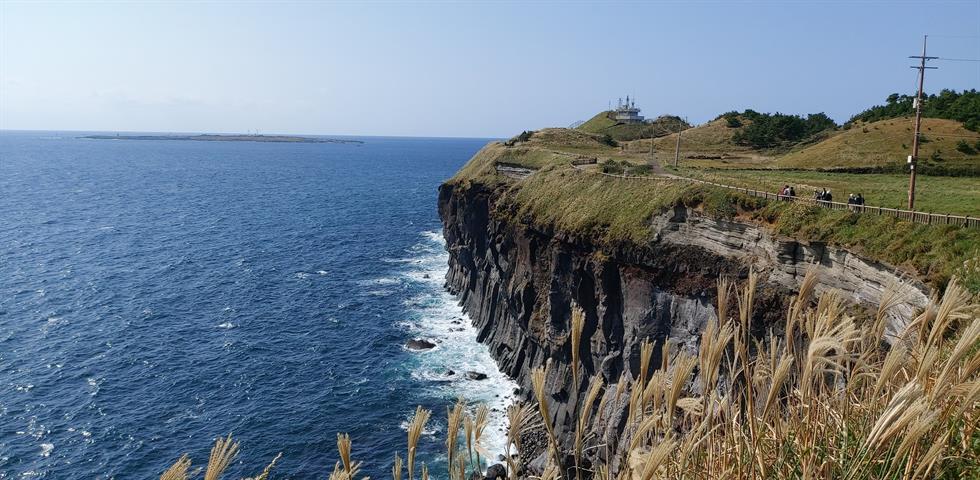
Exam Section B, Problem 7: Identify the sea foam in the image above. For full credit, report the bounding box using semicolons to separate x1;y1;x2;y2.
399;230;519;464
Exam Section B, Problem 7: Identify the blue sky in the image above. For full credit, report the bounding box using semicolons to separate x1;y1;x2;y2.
1;1;978;137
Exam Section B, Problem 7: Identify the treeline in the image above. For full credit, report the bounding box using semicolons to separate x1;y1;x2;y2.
848;89;980;131
720;110;837;149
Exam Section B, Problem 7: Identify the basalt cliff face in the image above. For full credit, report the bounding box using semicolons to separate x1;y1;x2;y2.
438;181;930;468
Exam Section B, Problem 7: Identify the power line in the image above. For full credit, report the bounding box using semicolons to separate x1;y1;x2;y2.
937;57;980;62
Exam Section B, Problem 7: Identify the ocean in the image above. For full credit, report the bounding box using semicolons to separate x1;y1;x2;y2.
0;131;517;478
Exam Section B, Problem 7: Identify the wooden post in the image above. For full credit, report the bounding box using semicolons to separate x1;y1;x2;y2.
673;131;681;167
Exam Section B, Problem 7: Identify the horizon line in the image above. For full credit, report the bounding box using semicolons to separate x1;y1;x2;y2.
0;128;504;141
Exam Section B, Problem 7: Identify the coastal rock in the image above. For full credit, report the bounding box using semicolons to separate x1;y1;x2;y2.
484;464;507;480
466;371;488;381
405;338;436;351
438;181;931;473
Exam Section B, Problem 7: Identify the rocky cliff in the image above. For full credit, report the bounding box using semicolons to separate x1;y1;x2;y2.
438;180;931;470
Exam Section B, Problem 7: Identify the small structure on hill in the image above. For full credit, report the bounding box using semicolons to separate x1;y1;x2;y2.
612;96;644;124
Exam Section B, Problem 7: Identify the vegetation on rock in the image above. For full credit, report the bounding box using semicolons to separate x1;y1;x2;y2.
576;111;690;142
162;271;980;479
721;110;837;149
848;89;980;131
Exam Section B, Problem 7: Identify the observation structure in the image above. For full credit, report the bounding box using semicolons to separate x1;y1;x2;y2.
612;96;644;124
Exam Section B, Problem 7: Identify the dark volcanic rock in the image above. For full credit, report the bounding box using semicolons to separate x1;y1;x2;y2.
484;463;507;480
466;371;488;381
405;338;436;350
437;180;930;475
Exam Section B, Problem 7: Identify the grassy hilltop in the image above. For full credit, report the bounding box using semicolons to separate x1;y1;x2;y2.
449;126;980;294
577;110;690;142
641;116;980;173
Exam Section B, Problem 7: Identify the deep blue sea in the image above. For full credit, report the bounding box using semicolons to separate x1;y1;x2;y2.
0;131;516;479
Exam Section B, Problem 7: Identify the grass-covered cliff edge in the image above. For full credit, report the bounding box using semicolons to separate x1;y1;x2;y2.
430;128;980;479
448;128;980;294
158;128;979;480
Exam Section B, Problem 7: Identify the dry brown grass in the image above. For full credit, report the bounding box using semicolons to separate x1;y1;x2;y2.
160;273;979;480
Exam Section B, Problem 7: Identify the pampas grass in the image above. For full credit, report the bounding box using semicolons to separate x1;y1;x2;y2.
159;274;979;480
204;435;239;480
407;406;431;480
506;402;536;479
160;454;191;480
531;361;564;476
446;398;465;480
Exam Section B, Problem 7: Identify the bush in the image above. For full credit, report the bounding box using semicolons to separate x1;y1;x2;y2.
598;134;618;147
600;159;623;174
956;139;977;155
722;111;743;128
731;111;838;149
504;130;534;146
600;160;652;176
848;89;980;131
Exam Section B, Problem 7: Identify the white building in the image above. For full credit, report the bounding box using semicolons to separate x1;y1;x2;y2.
612;96;644;124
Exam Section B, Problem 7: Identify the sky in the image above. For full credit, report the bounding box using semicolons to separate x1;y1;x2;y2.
1;1;978;138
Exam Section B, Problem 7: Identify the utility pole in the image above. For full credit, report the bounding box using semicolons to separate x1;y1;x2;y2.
907;35;938;210
673;131;682;167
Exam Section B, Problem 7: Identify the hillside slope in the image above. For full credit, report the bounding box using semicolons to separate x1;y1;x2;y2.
777;117;980;171
576;111;689;141
636;117;776;166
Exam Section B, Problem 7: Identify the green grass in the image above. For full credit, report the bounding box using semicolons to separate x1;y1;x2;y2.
674;167;980;217
446;130;980;292
576;111;689;142
576;111;619;133
776;117;980;170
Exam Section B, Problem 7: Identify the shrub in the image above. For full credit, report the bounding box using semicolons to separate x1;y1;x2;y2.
848;89;980;131
731;111;838;149
725;115;743;128
159;274;980;480
955;139;977;155
504;130;534;146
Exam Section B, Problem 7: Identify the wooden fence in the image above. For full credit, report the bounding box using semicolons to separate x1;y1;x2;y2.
574;164;980;229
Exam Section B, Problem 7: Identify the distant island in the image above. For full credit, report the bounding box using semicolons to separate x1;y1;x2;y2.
81;134;364;144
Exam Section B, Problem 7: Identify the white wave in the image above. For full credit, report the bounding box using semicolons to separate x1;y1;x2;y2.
40;443;54;457
399;230;519;463
217;322;235;329
356;277;402;287
399;419;441;436
420;230;446;245
86;377;102;396
317;270;328;275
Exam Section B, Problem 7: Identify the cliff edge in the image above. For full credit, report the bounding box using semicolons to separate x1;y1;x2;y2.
438;128;978;473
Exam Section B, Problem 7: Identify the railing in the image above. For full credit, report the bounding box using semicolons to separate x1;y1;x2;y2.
571;164;980;229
